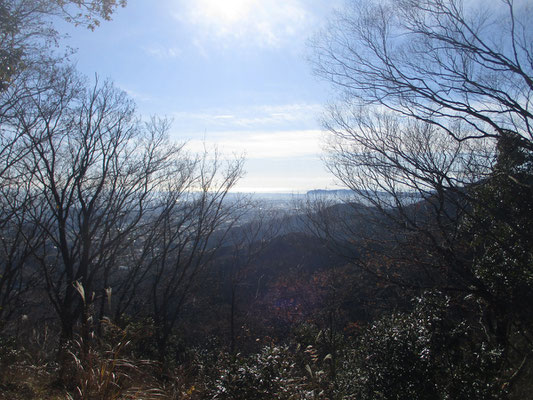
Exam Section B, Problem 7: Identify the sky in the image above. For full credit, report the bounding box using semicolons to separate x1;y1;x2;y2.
58;0;344;193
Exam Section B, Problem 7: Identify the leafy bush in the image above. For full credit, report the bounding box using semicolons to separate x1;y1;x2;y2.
337;291;506;400
206;344;310;399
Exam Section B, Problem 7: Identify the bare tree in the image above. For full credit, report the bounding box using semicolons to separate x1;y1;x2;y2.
0;0;127;336
16;74;183;341
322;112;494;287
313;0;533;145
311;0;533;288
312;0;533;277
310;0;533;269
0;173;44;329
134;151;245;363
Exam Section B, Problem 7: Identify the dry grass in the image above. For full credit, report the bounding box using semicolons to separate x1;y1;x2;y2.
64;319;168;399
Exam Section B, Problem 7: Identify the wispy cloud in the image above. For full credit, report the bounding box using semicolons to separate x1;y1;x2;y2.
120;86;155;103
142;44;182;60
171;103;324;133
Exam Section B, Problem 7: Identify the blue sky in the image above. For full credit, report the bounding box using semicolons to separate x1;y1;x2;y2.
59;0;343;192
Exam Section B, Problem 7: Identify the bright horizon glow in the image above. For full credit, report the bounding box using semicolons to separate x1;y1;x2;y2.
229;187;309;194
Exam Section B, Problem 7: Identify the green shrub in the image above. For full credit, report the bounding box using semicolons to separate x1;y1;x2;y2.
337;291;506;400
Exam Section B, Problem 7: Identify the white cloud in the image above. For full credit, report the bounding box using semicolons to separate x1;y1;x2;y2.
169;103;326;160
176;0;314;48
185;129;325;159
166;103;335;192
183;128;335;193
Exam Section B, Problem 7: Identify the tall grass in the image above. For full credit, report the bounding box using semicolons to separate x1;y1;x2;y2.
66;318;166;399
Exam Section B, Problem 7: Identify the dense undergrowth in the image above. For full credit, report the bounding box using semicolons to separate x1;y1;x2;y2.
2;289;530;399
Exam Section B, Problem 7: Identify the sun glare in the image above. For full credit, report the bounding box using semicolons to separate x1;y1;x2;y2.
183;0;310;47
199;0;255;24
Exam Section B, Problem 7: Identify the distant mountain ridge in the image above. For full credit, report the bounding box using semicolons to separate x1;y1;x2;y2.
306;189;354;196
